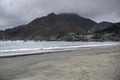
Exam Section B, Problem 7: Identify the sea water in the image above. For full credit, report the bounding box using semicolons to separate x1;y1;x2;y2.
0;41;120;57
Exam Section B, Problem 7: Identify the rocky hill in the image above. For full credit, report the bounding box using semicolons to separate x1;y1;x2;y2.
89;21;113;33
0;13;97;41
91;22;120;41
0;13;120;41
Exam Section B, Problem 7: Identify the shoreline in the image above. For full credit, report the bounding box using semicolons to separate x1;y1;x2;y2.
0;46;120;80
0;41;120;57
0;50;72;58
0;44;120;58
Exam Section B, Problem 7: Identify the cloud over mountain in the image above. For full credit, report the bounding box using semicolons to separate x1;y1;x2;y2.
0;0;120;29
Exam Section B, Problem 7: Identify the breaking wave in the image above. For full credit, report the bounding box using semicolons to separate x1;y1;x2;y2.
0;41;120;57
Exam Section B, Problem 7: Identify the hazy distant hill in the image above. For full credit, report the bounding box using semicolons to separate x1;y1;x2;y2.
91;22;120;41
89;21;113;33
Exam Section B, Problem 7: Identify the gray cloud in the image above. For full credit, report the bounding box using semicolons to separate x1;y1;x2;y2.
0;0;120;29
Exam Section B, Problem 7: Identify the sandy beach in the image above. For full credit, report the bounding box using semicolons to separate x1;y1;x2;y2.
0;46;120;80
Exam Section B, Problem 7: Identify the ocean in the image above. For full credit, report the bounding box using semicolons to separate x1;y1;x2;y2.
0;41;120;57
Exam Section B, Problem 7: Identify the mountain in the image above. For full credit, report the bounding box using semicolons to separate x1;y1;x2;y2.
0;12;120;41
91;22;120;41
0;13;97;41
88;21;113;33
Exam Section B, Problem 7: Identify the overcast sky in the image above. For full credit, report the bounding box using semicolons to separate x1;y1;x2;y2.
0;0;120;29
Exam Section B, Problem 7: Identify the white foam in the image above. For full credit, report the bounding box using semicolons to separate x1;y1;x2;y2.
0;41;120;57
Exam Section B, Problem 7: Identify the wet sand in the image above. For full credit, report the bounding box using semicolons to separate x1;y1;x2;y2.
0;47;120;80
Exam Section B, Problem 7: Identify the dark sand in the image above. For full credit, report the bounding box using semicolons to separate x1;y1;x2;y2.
0;47;120;80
